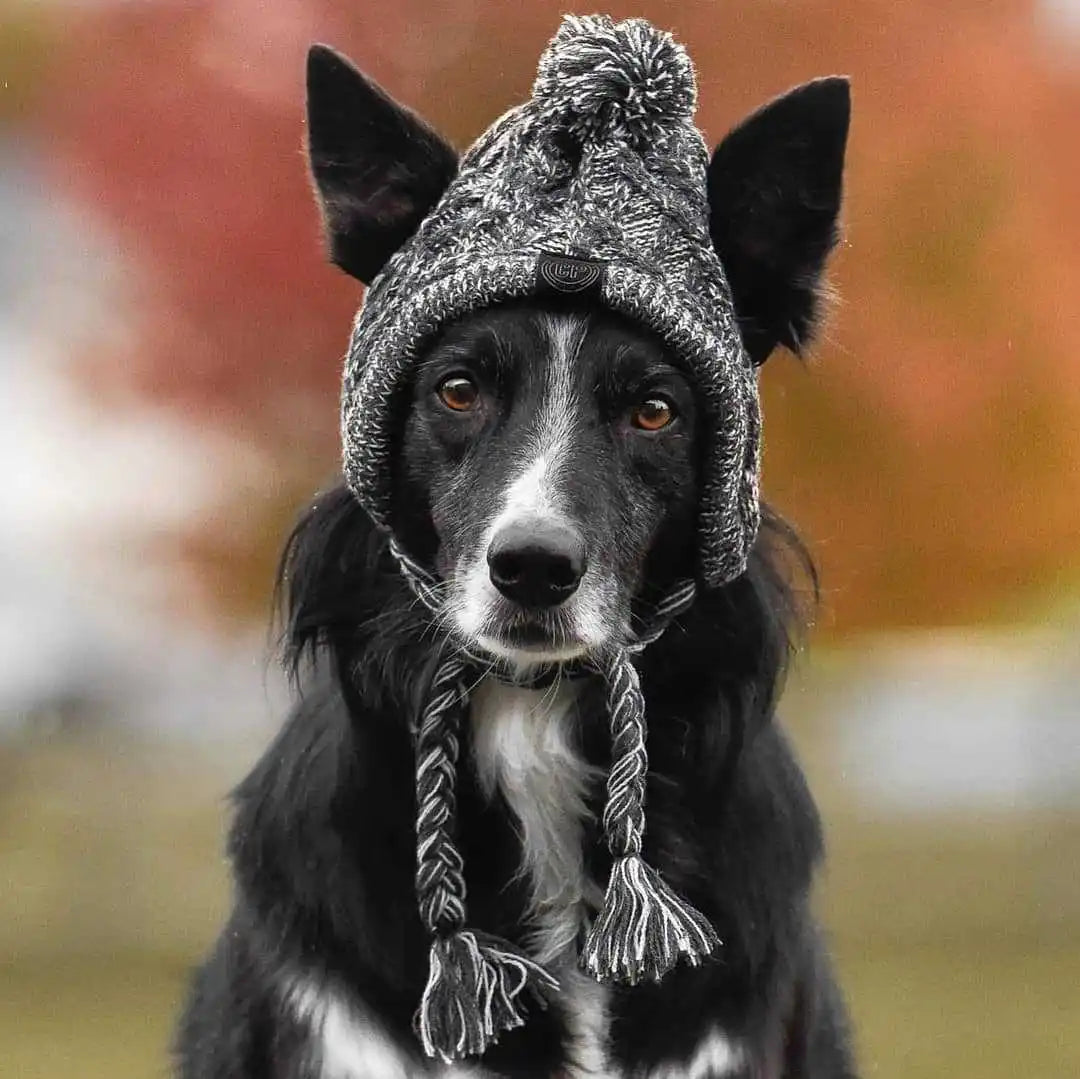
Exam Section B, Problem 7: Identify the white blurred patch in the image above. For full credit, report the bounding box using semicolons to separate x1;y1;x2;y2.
0;160;284;737
836;632;1080;812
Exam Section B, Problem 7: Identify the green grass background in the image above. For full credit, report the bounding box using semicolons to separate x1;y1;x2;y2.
2;696;1077;1079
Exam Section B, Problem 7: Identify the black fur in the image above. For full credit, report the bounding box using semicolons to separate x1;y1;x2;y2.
176;43;855;1079
176;485;855;1077
708;78;850;365
306;46;458;284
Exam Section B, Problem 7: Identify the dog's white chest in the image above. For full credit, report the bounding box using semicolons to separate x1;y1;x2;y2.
470;678;615;1077
470;678;603;965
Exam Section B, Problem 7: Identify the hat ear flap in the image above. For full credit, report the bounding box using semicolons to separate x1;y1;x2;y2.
707;77;850;365
306;45;458;285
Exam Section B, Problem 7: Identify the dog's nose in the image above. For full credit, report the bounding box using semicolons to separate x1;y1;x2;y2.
487;519;586;609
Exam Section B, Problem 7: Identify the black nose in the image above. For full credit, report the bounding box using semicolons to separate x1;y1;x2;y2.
487;519;587;609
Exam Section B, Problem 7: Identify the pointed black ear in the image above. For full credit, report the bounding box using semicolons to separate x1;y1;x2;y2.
305;45;458;284
708;77;850;364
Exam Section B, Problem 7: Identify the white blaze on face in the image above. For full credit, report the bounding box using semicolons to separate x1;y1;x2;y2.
497;453;561;526
494;313;581;526
452;315;609;662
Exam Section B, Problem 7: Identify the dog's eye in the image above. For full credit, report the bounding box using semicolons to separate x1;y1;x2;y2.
437;375;480;413
630;396;676;432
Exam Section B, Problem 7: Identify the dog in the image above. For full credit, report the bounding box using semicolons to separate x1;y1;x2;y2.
176;23;855;1079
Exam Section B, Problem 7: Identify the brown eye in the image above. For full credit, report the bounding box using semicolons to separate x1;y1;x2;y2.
631;396;676;432
437;375;480;412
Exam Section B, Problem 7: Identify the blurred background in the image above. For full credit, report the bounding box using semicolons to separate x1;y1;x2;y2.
1;1;1078;1075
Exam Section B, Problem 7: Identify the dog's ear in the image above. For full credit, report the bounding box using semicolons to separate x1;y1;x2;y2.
707;77;850;364
306;45;458;284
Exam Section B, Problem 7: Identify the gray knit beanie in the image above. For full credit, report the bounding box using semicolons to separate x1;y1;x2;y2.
336;15;759;1064
342;14;760;591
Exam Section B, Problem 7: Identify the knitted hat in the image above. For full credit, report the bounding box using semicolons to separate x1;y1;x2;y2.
341;14;760;592
335;15;752;1064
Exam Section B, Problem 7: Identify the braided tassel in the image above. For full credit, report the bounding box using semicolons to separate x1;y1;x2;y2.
393;529;706;1010
580;648;720;984
413;653;558;1062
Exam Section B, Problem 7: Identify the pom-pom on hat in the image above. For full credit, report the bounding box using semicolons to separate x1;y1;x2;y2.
531;15;697;145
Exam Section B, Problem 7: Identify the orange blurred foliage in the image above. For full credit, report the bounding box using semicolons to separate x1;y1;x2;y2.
34;0;1080;632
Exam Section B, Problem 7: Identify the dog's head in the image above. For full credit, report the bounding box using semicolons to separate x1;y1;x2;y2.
397;300;701;667
305;43;848;672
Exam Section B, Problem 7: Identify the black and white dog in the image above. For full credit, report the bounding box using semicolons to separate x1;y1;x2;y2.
176;42;855;1079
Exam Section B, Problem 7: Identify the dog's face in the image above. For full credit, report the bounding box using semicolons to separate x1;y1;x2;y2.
303;44;849;662
398;303;699;666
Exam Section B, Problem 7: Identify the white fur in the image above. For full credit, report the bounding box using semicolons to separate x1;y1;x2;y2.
452;315;612;664
559;967;617;1078
498;453;561;523
471;677;618;1076
288;977;409;1079
470;677;602;965
639;1027;746;1079
535;313;582;470
288;977;491;1079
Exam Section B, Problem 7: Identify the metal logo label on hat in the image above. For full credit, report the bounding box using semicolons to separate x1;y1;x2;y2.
536;253;606;296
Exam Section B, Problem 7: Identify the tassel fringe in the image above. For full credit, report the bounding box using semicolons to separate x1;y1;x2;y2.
416;930;559;1063
580;854;720;984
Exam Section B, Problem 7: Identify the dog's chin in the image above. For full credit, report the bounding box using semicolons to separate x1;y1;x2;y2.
450;568;623;675
453;596;610;675
473;630;592;672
